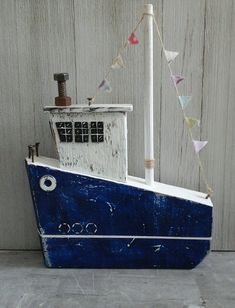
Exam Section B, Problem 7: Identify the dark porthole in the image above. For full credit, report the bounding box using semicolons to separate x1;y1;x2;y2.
44;179;52;187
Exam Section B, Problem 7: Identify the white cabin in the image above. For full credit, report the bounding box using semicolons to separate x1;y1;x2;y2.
44;104;133;182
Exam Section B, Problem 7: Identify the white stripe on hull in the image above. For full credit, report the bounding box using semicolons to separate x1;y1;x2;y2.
39;234;211;241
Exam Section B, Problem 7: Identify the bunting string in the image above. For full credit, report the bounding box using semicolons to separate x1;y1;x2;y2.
87;10;213;198
88;14;144;105
152;14;213;198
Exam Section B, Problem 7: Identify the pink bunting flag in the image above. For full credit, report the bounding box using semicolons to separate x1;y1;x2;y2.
171;74;184;85
128;32;139;45
193;140;208;153
98;79;112;93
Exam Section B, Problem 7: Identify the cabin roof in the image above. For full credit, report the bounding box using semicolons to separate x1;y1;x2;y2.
44;104;133;113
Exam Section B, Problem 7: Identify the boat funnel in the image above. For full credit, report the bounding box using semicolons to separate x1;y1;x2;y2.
54;72;72;106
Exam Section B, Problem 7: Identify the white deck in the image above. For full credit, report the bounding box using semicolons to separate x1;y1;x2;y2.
26;156;213;207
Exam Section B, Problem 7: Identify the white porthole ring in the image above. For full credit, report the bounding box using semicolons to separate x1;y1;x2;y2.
86;223;98;234
39;175;57;192
58;223;71;234
71;223;83;234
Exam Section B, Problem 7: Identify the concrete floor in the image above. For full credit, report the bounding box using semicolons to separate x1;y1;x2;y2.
0;251;234;308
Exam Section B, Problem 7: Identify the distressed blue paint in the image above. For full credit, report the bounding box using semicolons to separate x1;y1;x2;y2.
26;161;212;269
42;238;210;269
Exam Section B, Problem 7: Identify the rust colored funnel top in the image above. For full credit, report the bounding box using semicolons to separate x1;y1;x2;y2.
54;73;71;106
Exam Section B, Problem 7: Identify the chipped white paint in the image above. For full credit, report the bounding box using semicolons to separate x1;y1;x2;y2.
41;237;52;268
44;104;133;113
127;238;135;247
45;105;132;182
152;244;162;252
106;201;114;215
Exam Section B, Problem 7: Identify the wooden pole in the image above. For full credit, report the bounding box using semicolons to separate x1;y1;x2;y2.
144;4;154;186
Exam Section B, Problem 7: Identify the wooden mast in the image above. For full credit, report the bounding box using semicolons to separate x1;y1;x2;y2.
144;4;155;186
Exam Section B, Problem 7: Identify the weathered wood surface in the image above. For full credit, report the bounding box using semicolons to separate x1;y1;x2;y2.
0;0;76;249
160;0;205;190
0;0;234;250
50;112;129;181
202;0;235;250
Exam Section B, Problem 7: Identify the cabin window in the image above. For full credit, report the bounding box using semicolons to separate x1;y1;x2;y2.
74;122;89;143
90;121;104;143
56;122;73;142
55;121;104;143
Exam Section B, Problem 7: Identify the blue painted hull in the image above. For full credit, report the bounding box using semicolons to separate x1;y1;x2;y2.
26;160;212;269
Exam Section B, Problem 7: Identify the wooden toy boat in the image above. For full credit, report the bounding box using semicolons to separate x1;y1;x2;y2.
26;4;212;268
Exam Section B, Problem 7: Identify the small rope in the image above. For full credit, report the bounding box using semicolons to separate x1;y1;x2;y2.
142;12;154;17
152;13;213;198
206;187;213;199
144;159;155;169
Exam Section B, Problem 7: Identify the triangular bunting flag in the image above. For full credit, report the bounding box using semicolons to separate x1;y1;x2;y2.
171;74;184;85
193;140;208;153
185;117;200;129
128;32;139;45
178;96;192;109
111;54;125;69
98;79;112;93
164;50;179;63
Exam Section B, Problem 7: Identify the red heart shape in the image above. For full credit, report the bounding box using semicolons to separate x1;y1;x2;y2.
128;32;139;45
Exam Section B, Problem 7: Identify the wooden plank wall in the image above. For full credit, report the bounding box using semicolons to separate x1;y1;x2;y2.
0;0;234;250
